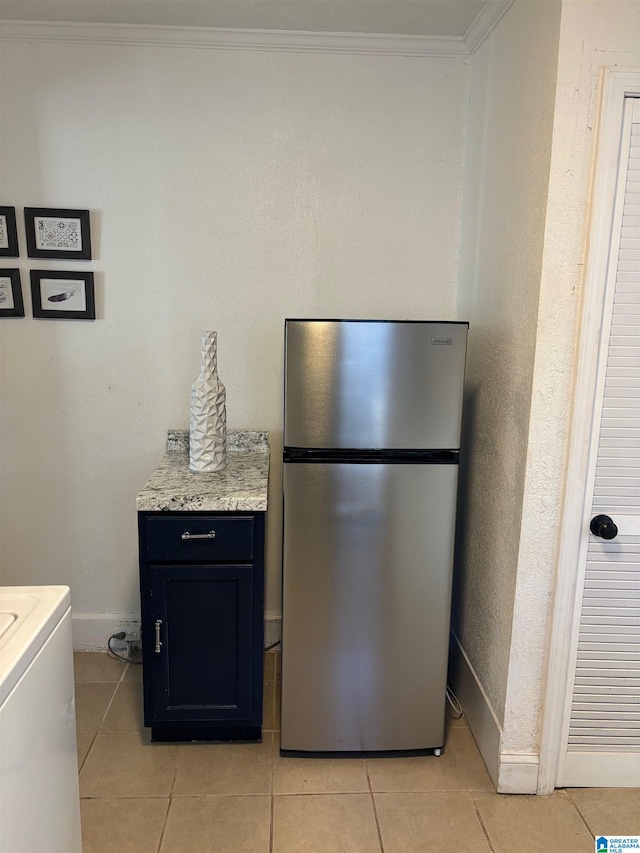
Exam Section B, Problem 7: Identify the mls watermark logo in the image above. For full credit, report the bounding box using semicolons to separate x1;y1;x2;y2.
596;837;640;852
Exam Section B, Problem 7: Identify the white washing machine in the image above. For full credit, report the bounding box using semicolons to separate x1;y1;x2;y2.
0;586;82;853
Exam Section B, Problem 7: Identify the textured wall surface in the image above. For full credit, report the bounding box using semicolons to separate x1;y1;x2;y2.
453;0;562;726
0;39;468;620
502;0;640;754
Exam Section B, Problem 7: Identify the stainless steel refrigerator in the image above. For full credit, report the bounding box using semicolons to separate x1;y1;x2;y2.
281;319;468;753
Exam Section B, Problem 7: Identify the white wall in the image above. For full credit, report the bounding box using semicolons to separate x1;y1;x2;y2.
453;0;639;792
506;0;640;761
453;0;562;745
0;35;468;637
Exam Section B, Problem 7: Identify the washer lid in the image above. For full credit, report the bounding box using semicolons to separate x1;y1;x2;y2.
0;613;17;639
0;586;70;705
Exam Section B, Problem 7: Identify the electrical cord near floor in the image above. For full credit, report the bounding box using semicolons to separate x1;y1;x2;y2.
107;632;143;664
106;633;281;662
446;684;463;719
263;640;464;722
105;631;460;724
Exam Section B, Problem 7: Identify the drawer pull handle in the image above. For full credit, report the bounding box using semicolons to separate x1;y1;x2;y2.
154;619;163;654
181;531;216;541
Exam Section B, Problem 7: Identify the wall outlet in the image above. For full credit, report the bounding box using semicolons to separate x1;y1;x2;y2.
113;623;141;646
120;625;141;643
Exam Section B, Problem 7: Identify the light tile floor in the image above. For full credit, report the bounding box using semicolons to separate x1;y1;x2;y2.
75;652;639;853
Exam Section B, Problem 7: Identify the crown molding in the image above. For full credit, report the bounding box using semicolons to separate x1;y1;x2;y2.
463;0;514;54
0;6;515;58
0;20;474;56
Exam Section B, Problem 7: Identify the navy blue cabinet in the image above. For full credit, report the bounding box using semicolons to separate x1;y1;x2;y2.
138;512;265;742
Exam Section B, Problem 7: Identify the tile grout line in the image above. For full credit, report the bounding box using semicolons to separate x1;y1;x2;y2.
469;791;497;853
156;798;173;853
265;656;277;851
564;789;596;840
76;657;173;849
78;730;97;775
80;794;183;799
271;657;278;852
77;726;101;775
271;667;277;732
269;654;277;852
95;672;126;731
76;663;129;783
365;758;386;853
157;712;184;852
269;731;276;853
267;790;392;798
169;739;184;798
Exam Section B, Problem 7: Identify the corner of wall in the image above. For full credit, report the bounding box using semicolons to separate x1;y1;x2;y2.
452;0;563;770
496;753;539;794
448;629;501;786
449;629;542;793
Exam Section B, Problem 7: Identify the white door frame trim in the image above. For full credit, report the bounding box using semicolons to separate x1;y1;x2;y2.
537;68;640;795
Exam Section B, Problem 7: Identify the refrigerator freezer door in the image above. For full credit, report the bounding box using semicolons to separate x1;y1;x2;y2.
284;320;467;450
281;461;458;752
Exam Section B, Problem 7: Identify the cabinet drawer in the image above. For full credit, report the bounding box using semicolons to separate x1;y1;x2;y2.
146;516;254;563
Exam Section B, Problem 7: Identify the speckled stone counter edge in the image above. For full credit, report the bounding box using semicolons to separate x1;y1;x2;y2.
136;430;270;512
167;430;269;453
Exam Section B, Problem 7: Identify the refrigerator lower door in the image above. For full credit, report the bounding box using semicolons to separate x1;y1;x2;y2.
281;461;458;752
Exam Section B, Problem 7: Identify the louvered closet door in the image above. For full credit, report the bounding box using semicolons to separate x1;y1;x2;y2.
564;97;640;787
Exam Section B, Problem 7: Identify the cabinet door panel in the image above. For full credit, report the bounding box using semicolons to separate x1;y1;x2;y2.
149;565;254;722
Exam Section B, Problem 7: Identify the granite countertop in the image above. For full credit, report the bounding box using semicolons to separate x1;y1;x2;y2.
136;431;269;512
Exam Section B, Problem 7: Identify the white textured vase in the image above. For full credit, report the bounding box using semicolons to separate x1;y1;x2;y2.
189;331;227;472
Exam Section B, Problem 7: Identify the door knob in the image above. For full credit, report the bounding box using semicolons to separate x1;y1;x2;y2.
590;514;618;540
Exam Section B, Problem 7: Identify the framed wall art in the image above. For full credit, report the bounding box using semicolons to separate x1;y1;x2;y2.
0;269;24;317
25;207;92;260
31;270;95;320
0;207;19;257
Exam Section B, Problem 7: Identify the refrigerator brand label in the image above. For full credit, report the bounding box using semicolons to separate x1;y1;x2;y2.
431;337;453;345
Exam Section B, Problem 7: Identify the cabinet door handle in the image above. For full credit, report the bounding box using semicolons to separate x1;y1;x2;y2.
154;619;163;653
181;531;216;541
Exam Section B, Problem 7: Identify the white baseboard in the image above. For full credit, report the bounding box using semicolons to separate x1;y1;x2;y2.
448;630;542;794
265;611;282;648
497;753;539;794
72;610;283;651
448;629;501;787
72;612;140;650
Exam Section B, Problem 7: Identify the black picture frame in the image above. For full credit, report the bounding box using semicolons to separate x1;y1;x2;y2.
25;207;92;260
31;270;95;320
0;207;19;257
0;269;25;317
